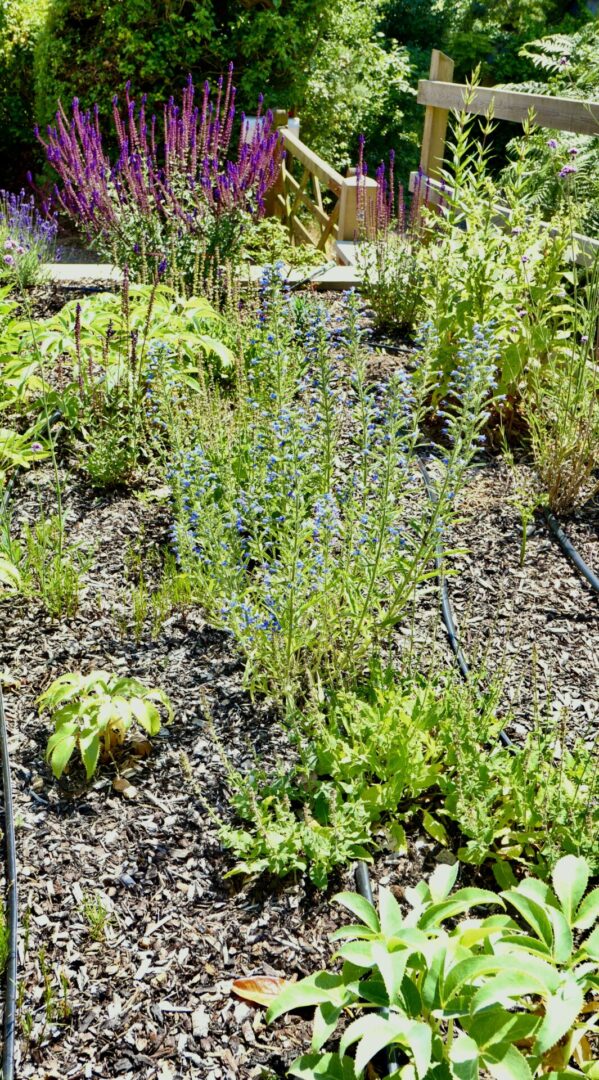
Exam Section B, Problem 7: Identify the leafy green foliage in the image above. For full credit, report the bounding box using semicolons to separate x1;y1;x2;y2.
502;21;599;238
38;669;173;780
0;0;49;187
242;219;327;272
268;855;599;1078
218;665;598;885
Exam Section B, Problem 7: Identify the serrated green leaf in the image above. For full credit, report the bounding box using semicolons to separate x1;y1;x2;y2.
484;1044;533;1080
535;978;584;1056
266;973;350;1023
79;731;100;779
428;861;459;903
473;967;557;1012
552;856;589;924
574;888;599;931
379;886;405;938
288;1053;356;1079
46;726;77;778
312;1003;343;1053
372;941;409;1004
501;890;554;949
419;888;502;930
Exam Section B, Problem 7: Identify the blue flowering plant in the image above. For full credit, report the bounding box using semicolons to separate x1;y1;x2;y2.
0;189;59;289
167;266;499;704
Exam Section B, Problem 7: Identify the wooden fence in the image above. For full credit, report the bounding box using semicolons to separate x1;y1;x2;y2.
266;51;599;275
412;49;599;264
267;115;377;252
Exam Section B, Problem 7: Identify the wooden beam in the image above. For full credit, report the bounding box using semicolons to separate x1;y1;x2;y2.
317;200;340;250
419;50;455;181
279;128;344;194
417;79;599;137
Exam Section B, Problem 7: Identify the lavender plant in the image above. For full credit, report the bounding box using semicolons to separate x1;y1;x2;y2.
0;190;59;288
165;267;498;704
37;66;282;289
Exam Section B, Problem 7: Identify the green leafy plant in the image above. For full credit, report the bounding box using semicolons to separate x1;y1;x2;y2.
79;891;112;942
268;855;599;1078
242;218;328;271
38;669;173;780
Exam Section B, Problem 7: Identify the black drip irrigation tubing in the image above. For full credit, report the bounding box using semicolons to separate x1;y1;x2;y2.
0;407;63;1077
542;507;599;596
0;686;17;1080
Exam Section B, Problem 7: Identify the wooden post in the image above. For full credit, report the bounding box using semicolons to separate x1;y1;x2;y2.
337;175;378;241
419;50;455;180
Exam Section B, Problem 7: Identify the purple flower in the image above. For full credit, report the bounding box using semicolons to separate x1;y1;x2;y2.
521;254;529;264
3;254;14;267
547;139;558;150
30;442;43;453
569;147;579;157
559;164;577;179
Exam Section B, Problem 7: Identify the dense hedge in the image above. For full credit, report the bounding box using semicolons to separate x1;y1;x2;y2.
0;0;593;191
0;0;49;189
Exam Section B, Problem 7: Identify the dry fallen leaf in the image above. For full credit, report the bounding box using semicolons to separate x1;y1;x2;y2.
231;976;290;1007
112;777;137;799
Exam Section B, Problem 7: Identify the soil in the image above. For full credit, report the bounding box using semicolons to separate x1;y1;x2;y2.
0;284;597;1078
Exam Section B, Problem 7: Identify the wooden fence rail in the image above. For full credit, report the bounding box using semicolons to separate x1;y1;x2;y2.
412;49;599;266
418;48;599;181
268;123;377;251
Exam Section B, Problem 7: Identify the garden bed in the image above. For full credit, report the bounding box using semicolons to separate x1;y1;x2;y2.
1;280;597;1078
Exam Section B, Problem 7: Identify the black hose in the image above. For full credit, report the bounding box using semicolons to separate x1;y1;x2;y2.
417;457;513;750
542;507;599;595
0;686;17;1080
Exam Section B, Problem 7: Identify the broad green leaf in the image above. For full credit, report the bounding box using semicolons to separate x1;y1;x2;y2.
535;978;584;1056
547;907;574;964
449;1033;479;1080
334;940;376;968
79;731;100;779
288;1053;356;1079
266;973;350;1023
473;968;557;1012
580;924;599;961
130;697;161;736
552;856;589;923
428;861;459;903
333;892;380;933
46;726;77;778
574;888;599;931
419;889;502;930
372;941;409;1004
495;933;552;960
329;925;377;943
467;1007;540;1051
341;1014;431;1079
484;1044;533;1080
379;886;405;938
501;890;554;949
312;1003;343;1053
422;810;449;845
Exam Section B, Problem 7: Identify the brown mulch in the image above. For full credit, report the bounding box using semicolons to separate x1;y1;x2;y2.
1;463;441;1080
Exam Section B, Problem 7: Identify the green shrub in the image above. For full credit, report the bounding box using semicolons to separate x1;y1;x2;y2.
33;0;406;176
0;0;49;188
